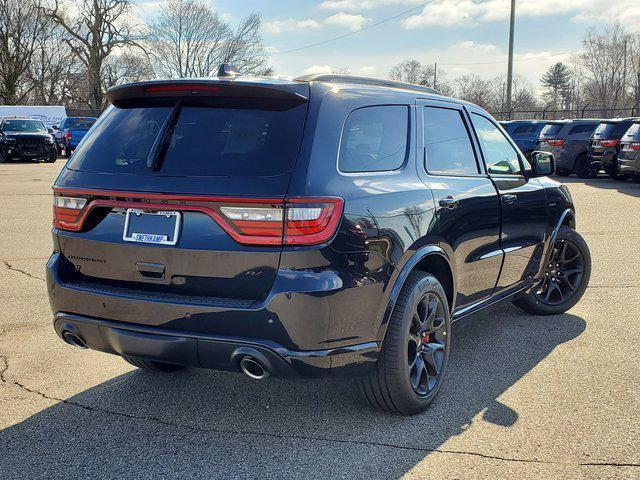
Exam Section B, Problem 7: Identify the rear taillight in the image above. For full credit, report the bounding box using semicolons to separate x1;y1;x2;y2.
599;139;619;148
53;195;88;231
65;131;71;140
218;198;343;246
546;139;564;147
628;142;640;151
52;188;343;246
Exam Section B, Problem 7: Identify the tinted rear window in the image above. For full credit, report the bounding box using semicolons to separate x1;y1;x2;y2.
67;100;307;177
623;123;640;140
540;124;562;136
567;124;597;135
513;124;537;135
338;106;409;172
66;118;96;128
593;122;623;137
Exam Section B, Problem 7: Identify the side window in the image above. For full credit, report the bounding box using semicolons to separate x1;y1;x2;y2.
568;124;595;136
513;125;534;135
423;107;478;175
471;113;522;175
338;106;408;173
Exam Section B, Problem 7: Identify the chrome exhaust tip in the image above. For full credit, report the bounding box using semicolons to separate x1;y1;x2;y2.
239;356;269;380
61;330;87;349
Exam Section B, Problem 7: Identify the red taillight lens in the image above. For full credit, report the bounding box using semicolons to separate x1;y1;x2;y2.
218;198;343;246
546;139;564;147
53;195;88;231
600;139;619;148
628;142;640;151
65;131;71;140
284;198;343;245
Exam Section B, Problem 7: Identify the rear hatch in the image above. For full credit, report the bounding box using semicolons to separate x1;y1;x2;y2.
588;121;629;157
619;122;640;162
53;79;310;303
537;122;565;153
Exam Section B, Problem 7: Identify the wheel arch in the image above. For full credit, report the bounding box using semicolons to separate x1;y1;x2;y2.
375;245;456;343
570;150;588;170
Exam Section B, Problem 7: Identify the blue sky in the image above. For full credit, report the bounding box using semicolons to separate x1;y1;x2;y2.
136;0;639;91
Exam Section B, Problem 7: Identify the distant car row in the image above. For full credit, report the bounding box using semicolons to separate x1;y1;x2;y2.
501;117;640;182
0;116;96;163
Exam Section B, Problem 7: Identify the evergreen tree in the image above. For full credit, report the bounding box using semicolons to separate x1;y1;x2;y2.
540;62;573;109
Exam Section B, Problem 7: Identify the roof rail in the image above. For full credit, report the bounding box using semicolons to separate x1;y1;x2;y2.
294;74;440;95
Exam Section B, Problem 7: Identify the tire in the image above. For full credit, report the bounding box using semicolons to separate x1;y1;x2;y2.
632;175;640;184
63;146;71;158
513;226;591;316
609;161;629;181
556;168;571;177
0;153;7;163
360;271;451;415
122;355;186;372
573;154;597;179
45;154;57;163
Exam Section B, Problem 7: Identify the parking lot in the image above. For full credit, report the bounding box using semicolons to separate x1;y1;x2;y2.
0;160;639;479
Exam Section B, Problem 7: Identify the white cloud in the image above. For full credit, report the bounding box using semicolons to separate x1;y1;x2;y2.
324;12;370;30
303;65;333;75
319;0;423;11
454;40;497;52
402;0;639;30
359;65;377;73
264;18;322;34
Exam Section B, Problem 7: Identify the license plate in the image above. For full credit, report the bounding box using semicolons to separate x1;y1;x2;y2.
123;209;181;245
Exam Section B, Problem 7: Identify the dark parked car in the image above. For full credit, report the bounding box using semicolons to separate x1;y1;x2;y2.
536;119;600;177
47;70;592;415
500;120;548;157
587;118;639;180
52;116;97;157
617;121;640;182
0;117;58;163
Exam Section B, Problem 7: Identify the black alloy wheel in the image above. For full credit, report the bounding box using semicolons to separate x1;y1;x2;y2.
573;154;598;179
407;292;447;396
534;239;584;306
609;160;630;181
513;226;591;316
360;271;451;415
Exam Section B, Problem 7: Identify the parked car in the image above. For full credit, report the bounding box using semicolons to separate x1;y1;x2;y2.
0;105;66;130
52;116;97;157
0;117;58;163
536;119;601;177
587;118;639;180
617;121;640;182
47;69;591;415
500;120;548;158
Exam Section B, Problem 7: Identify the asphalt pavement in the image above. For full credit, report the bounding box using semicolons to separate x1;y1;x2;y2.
0;161;639;479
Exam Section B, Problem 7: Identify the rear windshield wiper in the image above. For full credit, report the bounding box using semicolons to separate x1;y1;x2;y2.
146;101;182;172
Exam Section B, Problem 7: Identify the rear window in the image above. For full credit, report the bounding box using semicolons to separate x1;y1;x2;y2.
540;124;563;136
623;123;640;140
66;118;96;128
338;106;409;173
593;122;620;137
512;124;537;135
67;99;308;178
567;124;596;135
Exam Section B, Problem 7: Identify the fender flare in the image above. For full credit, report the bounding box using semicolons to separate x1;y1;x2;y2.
375;245;455;343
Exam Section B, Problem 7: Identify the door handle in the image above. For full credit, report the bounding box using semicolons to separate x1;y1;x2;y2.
502;193;518;205
439;196;459;209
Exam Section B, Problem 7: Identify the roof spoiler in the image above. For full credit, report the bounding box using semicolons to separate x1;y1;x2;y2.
106;79;309;106
295;73;440;95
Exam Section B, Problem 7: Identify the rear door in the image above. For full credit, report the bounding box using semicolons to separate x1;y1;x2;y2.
469;112;548;291
54;84;309;303
417;99;502;309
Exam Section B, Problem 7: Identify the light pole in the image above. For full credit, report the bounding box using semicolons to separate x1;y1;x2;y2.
506;0;516;112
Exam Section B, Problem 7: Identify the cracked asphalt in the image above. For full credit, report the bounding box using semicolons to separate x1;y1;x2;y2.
1;161;639;479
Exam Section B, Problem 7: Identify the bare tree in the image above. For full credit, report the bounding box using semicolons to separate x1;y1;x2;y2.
579;24;631;112
0;0;47;104
147;0;271;78
389;60;435;86
44;0;143;109
28;19;80;105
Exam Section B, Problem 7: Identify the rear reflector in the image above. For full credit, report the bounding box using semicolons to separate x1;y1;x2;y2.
599;139;619;148
546;139;564;147
52;189;343;246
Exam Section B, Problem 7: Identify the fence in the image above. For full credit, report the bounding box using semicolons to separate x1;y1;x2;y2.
491;103;640;121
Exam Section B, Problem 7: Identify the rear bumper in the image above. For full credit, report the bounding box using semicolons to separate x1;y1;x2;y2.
618;155;640;175
47;252;381;377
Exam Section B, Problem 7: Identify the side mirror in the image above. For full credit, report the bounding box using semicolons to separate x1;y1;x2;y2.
528;151;555;177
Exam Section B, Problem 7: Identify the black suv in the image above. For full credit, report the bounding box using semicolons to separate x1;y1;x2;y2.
0;117;58;163
47;71;591;415
587;118;639;180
